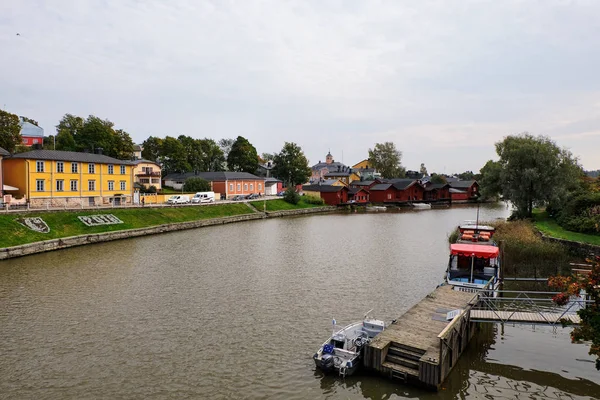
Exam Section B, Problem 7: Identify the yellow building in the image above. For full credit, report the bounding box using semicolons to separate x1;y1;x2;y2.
0;146;8;198
132;160;162;191
3;149;135;207
323;170;361;185
352;159;370;169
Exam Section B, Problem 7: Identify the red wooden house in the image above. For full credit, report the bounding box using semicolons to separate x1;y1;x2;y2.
369;179;425;203
302;184;349;205
349;187;369;203
449;180;479;202
424;183;451;202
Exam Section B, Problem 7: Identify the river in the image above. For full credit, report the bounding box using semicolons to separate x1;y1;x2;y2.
0;203;598;399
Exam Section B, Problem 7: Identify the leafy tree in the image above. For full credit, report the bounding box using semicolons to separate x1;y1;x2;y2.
227;136;259;173
56;114;84;139
261;152;275;163
430;173;447;184
273;142;311;186
141;136;163;161
549;256;600;370
479;160;503;200
368;142;405;179
160;136;190;174
219;138;235;159
457;171;477;181
178;135;205;172
183;177;212;192
55;129;77;151
492;133;581;218
43;135;55;150
0;109;22;153
283;187;300;205
113;129;135;159
20;116;38;126
419;163;428;176
198;138;225;172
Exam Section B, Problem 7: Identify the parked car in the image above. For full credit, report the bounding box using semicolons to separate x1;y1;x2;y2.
191;191;215;203
248;193;259;199
277;191;285;196
232;195;245;201
167;195;190;204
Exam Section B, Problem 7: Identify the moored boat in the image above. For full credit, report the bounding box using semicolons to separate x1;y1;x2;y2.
313;313;386;377
412;202;431;209
366;206;387;212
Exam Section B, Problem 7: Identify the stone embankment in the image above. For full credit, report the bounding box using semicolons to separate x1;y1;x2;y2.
539;233;600;256
0;206;337;261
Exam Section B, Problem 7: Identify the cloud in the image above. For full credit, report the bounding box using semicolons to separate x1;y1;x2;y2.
1;0;599;171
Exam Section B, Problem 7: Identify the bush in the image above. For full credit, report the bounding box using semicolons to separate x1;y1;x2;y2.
303;195;324;205
556;193;600;234
283;187;300;205
183;177;211;193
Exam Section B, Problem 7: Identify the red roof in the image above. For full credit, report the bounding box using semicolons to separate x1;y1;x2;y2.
450;243;499;258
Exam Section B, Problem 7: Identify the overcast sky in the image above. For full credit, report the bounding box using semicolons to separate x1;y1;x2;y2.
1;0;599;172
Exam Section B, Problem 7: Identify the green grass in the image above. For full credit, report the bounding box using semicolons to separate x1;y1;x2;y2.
0;204;253;248
249;199;323;212
533;209;600;246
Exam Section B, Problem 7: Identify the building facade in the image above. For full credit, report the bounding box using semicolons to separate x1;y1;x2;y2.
310;152;349;183
302;184;349;205
132;160;162;191
3;150;134;207
163;171;265;198
19;119;45;147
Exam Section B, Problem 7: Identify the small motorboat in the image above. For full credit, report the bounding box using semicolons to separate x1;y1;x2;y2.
313;312;386;377
366;206;387;212
412;202;431;209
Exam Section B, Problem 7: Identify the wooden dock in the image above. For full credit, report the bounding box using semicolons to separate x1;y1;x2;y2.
363;285;477;390
470;310;580;325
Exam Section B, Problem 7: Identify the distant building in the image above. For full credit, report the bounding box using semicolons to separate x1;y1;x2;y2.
163;171;265;198
132;160;162;191
19;118;44;147
256;161;275;178
449;180;479;202
133;144;143;160
310;152;349;183
352;159;381;180
302;184;349;205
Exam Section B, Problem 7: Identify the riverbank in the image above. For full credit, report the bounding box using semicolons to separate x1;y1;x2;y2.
533;210;600;246
0;203;336;260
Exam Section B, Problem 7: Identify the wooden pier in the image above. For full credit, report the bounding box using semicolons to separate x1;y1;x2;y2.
363;285;478;390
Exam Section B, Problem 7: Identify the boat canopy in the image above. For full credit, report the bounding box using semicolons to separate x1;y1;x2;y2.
450;243;499;258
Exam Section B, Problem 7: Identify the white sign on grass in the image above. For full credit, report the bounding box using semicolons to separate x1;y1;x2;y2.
78;214;123;227
16;217;50;233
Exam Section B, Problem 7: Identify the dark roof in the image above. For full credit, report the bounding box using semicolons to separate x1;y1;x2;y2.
370;183;392;191
163;171;264;181
131;159;160;166
324;171;352;177
0;147;9;156
264;177;281;183
349;187;368;194
449;180;477;189
352;180;374;186
388;179;418;190
425;183;450;191
302;184;347;193
449;188;467;193
133;144;142;151
9;149;134;164
311;161;347;172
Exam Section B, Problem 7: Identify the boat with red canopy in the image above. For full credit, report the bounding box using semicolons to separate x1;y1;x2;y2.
446;242;501;292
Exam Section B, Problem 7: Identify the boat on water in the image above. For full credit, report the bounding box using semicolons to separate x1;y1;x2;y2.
366;206;387;212
446;222;501;293
313;312;386;377
412;202;431;209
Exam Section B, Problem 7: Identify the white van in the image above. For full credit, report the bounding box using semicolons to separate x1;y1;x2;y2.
191;192;215;203
167;195;190;204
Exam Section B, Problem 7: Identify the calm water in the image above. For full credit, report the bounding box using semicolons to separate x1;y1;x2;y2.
0;203;598;399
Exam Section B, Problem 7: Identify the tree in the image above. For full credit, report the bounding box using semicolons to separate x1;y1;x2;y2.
430;173;447;184
55;129;77;151
368;142;405;179
227;136;259;173
261;152;275;163
198;138;225;172
0;109;22;153
183;177;211;192
141;136;163;161
160;136;190;174
219;138;235;159
457;171;477;181
20;116;38;126
549;256;600;370
283;186;300;205
420;163;428;176
492;133;581;218
56;114;84;140
479;160;503;200
272;142;311;186
113;129;135;160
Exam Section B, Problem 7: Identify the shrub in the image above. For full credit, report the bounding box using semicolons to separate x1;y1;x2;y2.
303;195;324;205
556;193;600;234
283;187;300;205
183;177;211;193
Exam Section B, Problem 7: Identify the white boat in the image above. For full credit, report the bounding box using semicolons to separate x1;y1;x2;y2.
412;202;431;209
366;206;387;212
313;313;386;377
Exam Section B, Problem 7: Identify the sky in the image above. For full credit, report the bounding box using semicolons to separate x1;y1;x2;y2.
1;0;599;173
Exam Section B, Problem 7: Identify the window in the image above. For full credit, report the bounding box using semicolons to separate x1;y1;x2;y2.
230;183;234;191
250;184;253;191
36;161;44;172
88;164;95;174
237;183;241;191
33;139;39;144
22;138;27;144
56;162;64;173
36;179;44;192
120;181;126;191
88;180;95;191
56;180;64;191
387;193;392;200
140;178;150;183
108;165;114;174
71;163;78;173
120;165;126;174
258;183;262;190
108;181;114;191
151;178;159;184
244;183;248;191
70;180;78;191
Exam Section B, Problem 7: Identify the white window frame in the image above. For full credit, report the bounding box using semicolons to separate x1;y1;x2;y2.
36;179;44;192
88;180;96;191
108;181;114;191
108;165;114;174
229;183;233;191
120;165;126;174
244;183;248;191
120;181;126;191
88;164;95;174
70;180;78;191
237;183;241;191
56;180;64;192
250;183;253;191
56;162;64;173
71;162;78;173
258;183;262;190
36;161;44;173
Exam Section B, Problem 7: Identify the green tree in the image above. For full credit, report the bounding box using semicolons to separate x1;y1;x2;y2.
283;186;300;205
261;152;275;163
160;136;190;174
272;142;311;186
430;173;447;184
141;136;163;161
178;135;205;172
493;133;581;218
198;138;225;172
183;177;212;192
227;136;259;173
55;129;77;151
56;114;84;140
368;142;405;179
0;109;22;153
20;116;38;126
113;129;135;160
419;163;428;176
479;160;503;200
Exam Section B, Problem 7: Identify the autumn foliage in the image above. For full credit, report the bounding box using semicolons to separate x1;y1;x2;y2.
549;256;600;369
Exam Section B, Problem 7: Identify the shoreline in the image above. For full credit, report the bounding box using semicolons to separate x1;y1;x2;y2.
0;206;336;261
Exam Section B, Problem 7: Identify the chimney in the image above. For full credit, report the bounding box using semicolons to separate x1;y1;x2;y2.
96;147;103;155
